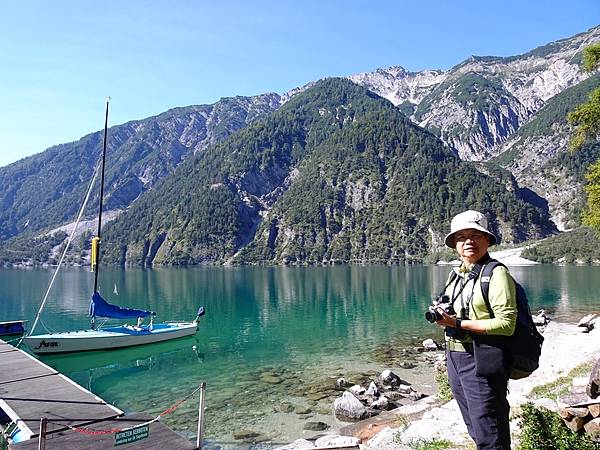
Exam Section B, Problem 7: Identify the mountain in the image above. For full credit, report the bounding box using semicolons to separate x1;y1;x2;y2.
0;94;281;242
99;79;555;266
491;74;600;230
349;25;600;161
2;25;599;266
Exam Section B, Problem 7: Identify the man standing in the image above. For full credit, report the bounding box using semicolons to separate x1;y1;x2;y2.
434;210;516;450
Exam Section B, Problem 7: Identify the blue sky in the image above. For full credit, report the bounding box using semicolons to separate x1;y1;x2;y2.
1;1;598;167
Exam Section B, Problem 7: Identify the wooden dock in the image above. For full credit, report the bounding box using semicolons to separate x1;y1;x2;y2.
0;340;195;449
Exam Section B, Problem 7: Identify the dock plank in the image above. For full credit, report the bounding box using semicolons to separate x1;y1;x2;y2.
1;341;196;449
0;345;18;354
0;350;57;384
0;341;121;437
10;413;196;449
1;374;121;435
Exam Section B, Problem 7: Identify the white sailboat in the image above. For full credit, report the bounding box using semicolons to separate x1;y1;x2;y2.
22;99;205;355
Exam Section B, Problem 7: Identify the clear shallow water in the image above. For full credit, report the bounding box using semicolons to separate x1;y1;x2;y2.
1;265;598;448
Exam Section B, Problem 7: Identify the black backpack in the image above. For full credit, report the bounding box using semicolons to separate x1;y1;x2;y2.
478;260;544;379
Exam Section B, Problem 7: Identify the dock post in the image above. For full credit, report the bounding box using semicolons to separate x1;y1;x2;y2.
196;382;206;449
38;417;47;450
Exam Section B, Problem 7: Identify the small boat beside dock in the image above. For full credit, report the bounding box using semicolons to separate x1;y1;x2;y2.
0;321;26;337
21;99;206;356
0;340;195;449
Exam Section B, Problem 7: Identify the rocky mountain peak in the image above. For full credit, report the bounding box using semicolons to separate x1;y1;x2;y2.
349;66;447;107
349;25;600;161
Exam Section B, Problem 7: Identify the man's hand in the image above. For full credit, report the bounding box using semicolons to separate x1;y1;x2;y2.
435;308;458;328
437;312;488;334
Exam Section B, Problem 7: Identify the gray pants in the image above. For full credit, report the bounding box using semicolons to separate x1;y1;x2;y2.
447;349;510;450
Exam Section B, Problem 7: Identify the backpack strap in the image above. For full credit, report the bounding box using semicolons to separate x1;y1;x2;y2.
439;269;459;297
479;259;505;319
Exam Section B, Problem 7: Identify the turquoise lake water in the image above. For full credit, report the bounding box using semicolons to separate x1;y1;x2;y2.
1;265;598;448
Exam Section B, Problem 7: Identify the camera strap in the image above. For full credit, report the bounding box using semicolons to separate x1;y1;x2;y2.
461;257;495;318
446;262;487;319
440;252;492;317
446;270;472;311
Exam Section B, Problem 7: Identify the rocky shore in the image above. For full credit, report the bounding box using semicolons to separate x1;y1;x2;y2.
276;317;600;450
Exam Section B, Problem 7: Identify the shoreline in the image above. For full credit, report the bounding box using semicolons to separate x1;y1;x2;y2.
360;319;600;449
0;245;581;269
437;245;540;267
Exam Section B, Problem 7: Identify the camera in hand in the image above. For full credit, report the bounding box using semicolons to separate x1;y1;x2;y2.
424;294;455;323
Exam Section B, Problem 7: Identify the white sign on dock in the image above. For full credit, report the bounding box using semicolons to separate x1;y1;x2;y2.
115;424;149;446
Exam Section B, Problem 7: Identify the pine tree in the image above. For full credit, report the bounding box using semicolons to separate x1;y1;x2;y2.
569;43;600;230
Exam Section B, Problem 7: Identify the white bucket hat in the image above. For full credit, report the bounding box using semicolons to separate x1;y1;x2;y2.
444;210;497;248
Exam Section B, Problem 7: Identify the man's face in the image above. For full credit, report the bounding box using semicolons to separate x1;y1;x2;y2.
455;228;490;263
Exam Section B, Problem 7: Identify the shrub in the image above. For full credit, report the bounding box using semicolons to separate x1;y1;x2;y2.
517;403;597;450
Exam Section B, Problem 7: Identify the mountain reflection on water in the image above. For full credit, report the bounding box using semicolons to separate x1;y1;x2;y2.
39;335;205;395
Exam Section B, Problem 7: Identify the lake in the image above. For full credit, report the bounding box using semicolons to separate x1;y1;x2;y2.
0;265;598;448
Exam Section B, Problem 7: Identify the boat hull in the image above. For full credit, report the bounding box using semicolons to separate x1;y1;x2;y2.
23;322;198;355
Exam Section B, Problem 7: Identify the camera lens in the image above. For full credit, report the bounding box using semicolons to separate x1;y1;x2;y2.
424;309;438;323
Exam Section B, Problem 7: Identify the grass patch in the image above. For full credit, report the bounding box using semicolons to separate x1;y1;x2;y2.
434;367;453;402
408;438;455;450
529;361;594;399
393;432;458;450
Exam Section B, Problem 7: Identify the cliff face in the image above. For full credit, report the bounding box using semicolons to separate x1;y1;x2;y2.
490;74;600;230
350;26;600;161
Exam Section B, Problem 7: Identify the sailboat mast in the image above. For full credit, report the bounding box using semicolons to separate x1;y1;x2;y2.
93;98;110;293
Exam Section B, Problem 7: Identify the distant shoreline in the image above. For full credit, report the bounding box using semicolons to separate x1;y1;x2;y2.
5;244;600;268
437;246;540;267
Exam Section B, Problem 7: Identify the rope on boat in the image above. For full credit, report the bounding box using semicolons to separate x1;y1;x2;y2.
3;336;24;345
17;156;103;347
47;384;203;436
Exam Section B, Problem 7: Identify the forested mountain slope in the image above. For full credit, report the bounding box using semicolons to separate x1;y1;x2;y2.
3;26;599;266
100;79;556;266
0;94;281;242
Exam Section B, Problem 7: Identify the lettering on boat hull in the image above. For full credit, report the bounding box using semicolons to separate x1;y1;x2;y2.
34;340;59;350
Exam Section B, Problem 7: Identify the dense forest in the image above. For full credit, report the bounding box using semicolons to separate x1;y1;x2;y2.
97;79;555;266
523;227;600;264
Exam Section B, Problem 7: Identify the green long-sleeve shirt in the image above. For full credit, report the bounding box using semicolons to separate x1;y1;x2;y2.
444;262;517;346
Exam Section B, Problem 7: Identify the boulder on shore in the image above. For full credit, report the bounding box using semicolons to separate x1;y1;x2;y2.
380;369;401;386
315;435;361;447
334;391;368;421
422;338;438;351
274;438;315;449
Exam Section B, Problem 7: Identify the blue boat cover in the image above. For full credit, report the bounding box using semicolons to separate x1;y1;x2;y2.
89;292;156;319
0;321;26;336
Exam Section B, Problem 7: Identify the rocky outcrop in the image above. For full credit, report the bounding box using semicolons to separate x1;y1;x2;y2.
350;25;600;162
334;370;429;422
